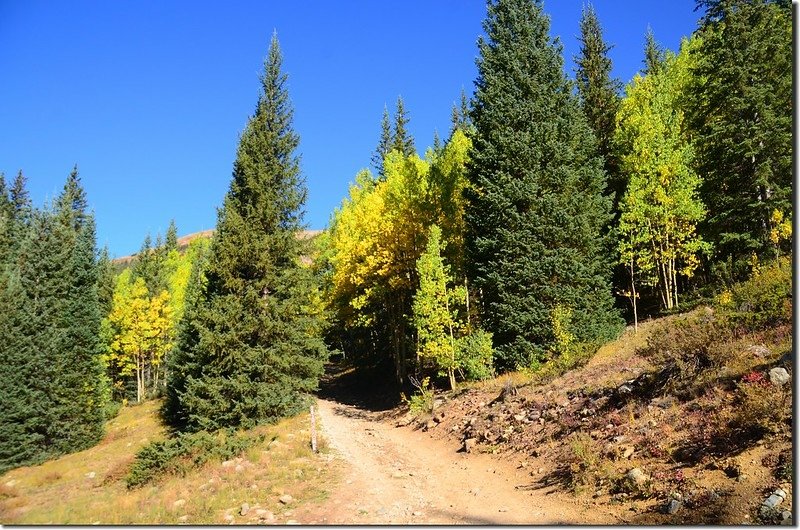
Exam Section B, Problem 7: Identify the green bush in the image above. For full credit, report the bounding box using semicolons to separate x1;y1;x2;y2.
125;428;264;488
456;329;495;381
731;373;790;436
716;256;791;330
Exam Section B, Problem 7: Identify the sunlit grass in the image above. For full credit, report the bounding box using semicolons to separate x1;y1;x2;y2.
0;400;338;524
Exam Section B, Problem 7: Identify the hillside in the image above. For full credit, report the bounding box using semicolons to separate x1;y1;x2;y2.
111;229;323;265
2;299;790;524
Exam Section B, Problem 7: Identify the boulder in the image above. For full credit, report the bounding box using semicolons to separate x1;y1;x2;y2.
463;438;478;453
664;499;682;515
626;468;649;488
279;494;294;505
747;345;771;358
769;368;790;387
240;503;250;516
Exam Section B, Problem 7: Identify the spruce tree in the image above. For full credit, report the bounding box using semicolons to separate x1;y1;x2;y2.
165;219;179;251
391;96;415;157
165;34;327;432
574;4;623;209
371;106;393;178
689;0;792;274
464;0;622;370
642;27;664;76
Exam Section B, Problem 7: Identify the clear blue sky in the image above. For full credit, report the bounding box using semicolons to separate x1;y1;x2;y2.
0;1;702;258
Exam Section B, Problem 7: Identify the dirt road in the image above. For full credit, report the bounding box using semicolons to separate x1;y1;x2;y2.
292;398;614;524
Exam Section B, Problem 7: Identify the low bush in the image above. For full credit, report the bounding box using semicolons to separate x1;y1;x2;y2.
125;428;264;488
730;372;790;436
717;256;791;331
567;432;615;495
455;329;495;381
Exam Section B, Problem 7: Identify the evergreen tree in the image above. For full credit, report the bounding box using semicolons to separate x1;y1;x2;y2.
450;89;473;137
391;96;415;157
165;34;328;432
574;3;623;208
371;106;393;178
165;219;179;251
643;26;664;76
688;0;792;275
464;0;622;370
96;246;116;316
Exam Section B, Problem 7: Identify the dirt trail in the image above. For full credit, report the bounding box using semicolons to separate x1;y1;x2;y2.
292;398;616;525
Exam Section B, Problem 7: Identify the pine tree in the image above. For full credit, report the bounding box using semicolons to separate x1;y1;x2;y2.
165;34;328;432
165;219;179;251
574;3;623;208
464;0;622;370
643;26;664;76
371;106;393;178
96;246;116;315
391;96;415;157
689;0;792;275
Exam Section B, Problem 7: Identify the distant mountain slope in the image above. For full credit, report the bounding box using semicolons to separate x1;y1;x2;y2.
112;229;322;265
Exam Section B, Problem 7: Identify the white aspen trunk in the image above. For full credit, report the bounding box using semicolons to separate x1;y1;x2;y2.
629;258;638;333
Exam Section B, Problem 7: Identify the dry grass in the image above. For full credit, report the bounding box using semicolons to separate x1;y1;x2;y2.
0;401;338;524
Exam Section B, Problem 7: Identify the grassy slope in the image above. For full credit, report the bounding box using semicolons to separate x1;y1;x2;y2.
0;401;338;524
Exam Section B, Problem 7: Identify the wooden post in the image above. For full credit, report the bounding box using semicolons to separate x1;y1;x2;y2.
310;403;318;453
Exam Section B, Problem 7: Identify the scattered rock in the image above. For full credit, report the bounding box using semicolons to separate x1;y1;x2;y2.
769;367;790;387
780;510;792;525
240;502;250;516
391;471;406;479
463;438;478;453
498;507;508;512
279;494;294;505
4;480;17;487
425;420;436;431
173;499;186;508
85;472;96;479
412;511;423;517
285;520;300;525
234;464;245;473
622;446;635;459
223;514;234;523
626;468;649;488
664;499;682;515
178;515;188;523
222;460;234;468
747;345;771;358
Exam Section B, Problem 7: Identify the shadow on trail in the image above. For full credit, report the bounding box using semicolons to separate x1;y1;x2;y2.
315;359;403;414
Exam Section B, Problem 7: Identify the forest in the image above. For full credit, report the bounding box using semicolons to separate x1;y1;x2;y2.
0;0;791;480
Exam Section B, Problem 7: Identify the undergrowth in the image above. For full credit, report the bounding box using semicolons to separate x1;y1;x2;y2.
126;428;265;488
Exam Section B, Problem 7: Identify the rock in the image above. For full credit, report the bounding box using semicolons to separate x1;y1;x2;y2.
665;499;682;515
463;438;477;453
425;420;436;430
391;471;406;479
514;414;525;422
747;345;771;358
223;514;235;523
769;368;790;387
240;503;250;516
85;471;96;479
222;460;234;468
234;464;245;473
762;491;785;510
626;468;649;487
780;351;792;365
173;499;186;508
622;446;635;459
780;510;792;525
178;515;188;523
618;384;633;395
4;480;17;487
433;412;445;423
286;520;300;525
279;494;294;505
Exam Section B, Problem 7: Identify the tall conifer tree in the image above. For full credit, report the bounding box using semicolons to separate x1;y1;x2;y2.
391;96;415;157
464;0;622;370
165;34;327;432
689;0;792;273
371;106;393;178
574;4;623;209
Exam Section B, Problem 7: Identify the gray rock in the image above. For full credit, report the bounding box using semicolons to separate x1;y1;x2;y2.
769;368;791;386
665;499;682;514
762;492;785;509
240;503;250;516
279;494;294;505
626;468;649;487
463;438;477;453
780;510;792;525
747;344;771;358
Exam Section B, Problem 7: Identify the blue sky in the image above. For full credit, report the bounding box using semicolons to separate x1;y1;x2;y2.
0;1;701;258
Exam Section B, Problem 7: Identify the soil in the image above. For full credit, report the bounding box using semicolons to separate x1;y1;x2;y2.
292;398;613;524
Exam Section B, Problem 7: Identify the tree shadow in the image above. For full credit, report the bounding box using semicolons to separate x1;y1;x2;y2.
315;359;402;413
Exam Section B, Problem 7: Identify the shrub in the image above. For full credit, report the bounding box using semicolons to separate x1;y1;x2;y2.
455;329;495;381
716;256;791;330
403;376;435;416
730;373;790;436
125;428;264;488
567;432;614;495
